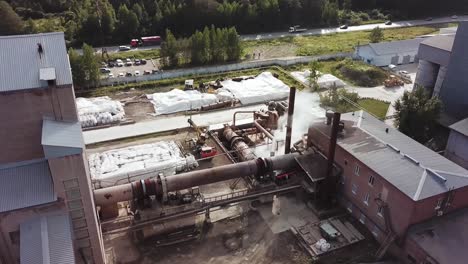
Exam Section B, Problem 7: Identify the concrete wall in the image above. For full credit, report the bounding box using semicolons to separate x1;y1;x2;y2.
445;130;468;169
439;22;468;119
0;86;78;164
48;154;105;264
99;52;352;87
414;59;439;93
0;203;65;264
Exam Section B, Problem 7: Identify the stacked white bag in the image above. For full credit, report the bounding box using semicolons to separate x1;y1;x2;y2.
76;96;126;128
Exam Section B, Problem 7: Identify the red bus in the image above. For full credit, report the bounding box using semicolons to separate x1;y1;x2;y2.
130;36;162;47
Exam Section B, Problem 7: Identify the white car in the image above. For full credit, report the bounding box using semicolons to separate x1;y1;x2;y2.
134;70;141;76
399;70;409;75
451;15;458;19
116;59;124;67
125;58;132;66
118;72;124;77
108;73;114;78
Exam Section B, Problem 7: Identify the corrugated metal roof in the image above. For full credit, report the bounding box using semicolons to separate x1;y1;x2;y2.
368;38;425;56
0;159;56;212
42;119;84;149
421;35;455;52
0;32;72;92
21;212;76;264
450;118;468;137
408;207;468;264
311;111;468;200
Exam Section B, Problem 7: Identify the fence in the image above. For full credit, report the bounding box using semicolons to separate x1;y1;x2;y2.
99;52;353;87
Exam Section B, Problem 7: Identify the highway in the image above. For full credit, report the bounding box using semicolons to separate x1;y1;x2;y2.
85;15;467;55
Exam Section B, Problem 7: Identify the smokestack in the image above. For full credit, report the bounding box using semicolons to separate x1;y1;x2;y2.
285;87;296;154
326;112;341;177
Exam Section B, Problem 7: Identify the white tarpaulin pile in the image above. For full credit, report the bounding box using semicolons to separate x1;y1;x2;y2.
89;141;198;188
76;96;125;128
217;72;290;105
290;70;346;88
146;89;218;115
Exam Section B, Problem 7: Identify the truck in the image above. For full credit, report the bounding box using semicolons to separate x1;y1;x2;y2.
130;36;162;47
289;25;307;33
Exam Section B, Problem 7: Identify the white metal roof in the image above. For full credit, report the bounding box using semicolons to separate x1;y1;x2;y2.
20;212;76;264
42;119;84;149
0;32;72;92
367;38;425;56
449;118;468;137
0;159;56;212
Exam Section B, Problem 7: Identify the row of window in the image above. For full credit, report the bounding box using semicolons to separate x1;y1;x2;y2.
347;160;376;186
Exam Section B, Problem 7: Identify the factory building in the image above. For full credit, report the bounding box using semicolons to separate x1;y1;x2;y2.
0;33;104;264
354;38;424;67
308;111;468;263
414;21;468;122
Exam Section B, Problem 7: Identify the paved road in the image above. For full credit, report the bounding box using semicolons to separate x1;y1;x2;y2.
83;104;266;144
83;15;467;55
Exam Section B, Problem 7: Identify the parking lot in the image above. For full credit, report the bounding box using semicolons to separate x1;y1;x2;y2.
100;58;159;79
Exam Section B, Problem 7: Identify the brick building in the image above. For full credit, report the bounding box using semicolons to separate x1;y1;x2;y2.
0;33;104;264
308;111;468;263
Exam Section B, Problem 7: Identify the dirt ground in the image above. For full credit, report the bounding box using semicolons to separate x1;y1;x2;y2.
245;43;298;60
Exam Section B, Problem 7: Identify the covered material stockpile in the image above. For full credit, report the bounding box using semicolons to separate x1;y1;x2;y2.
76;96;125;127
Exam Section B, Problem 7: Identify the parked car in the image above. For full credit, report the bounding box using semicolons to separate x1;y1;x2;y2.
144;70;151;75
134;70;141;76
126;72;133;76
152;69;159;74
385;20;392;25
119;46;131;51
134;59;141;65
108;61;115;68
339;24;348;29
451;15;458;19
100;68;111;73
101;62;107;67
108;73;114;78
116;59;124;67
125;58;132;66
426;17;433;21
141;59;147;65
118;72;125;77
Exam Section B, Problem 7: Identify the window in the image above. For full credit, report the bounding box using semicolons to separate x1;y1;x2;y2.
368;176;375;186
352;183;358;195
364;193;370;206
354;164;360;176
359;213;366;224
347;202;353;213
377;206;384;217
372;224;380;237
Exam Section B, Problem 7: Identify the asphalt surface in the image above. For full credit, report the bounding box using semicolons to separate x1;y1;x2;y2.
82;15;467;55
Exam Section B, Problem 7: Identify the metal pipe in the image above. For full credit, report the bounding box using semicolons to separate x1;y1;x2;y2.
94;152;302;206
326;112;341;177
233;111;255;127
223;126;256;161
254;120;274;140
285;87;296;154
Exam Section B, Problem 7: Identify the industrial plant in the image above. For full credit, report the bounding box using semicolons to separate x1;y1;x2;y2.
1;23;468;264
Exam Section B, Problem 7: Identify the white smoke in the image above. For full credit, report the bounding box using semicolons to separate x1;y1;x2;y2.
254;91;325;157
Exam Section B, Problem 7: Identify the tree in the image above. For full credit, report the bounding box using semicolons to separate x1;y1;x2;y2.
68;48;85;88
190;30;205;65
226;27;242;61
319;86;359;113
0;1;24;35
160;29;179;67
343;0;352;10
308;60;322;91
322;0;339;26
394;86;442;143
24;18;38;34
117;4;139;41
81;43;100;88
369;26;384;43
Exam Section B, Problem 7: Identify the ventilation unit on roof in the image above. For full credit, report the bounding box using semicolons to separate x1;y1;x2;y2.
403;154;419;165
426;168;447;183
386;143;400;153
40;68;56;82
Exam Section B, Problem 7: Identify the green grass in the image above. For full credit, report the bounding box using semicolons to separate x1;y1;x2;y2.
357;98;390;119
86;66;305;97
244;26;438;57
107;49;161;60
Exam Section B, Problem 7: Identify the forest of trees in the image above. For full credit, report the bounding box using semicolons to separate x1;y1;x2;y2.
1;0;467;46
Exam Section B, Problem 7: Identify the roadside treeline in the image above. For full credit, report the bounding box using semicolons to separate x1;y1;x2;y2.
160;26;242;68
2;0;466;46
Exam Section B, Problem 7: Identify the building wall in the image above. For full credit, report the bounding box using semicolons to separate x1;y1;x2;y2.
48;154;105;264
403;237;437;264
445;130;468;169
0;86;78;163
356;45;418;66
0;203;65;264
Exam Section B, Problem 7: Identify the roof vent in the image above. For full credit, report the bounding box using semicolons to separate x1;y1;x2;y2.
403;154;420;165
40;68;56;81
426;168;447;183
386;143;400;153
